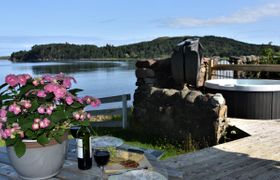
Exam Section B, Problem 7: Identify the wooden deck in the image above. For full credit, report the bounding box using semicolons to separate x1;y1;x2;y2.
162;118;280;180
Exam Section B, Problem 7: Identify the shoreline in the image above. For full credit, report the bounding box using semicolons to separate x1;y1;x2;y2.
7;57;169;62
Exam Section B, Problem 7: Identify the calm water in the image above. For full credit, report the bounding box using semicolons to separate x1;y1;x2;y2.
0;60;136;109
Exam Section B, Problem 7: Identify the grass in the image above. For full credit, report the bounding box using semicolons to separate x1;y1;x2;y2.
0;140;5;147
92;127;191;160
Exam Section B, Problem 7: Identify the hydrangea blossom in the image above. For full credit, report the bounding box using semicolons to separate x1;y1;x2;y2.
0;73;100;157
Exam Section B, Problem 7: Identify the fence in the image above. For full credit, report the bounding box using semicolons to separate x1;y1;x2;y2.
87;94;131;129
208;59;280;80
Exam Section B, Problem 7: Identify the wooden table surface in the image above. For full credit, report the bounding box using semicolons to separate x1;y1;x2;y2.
0;139;180;180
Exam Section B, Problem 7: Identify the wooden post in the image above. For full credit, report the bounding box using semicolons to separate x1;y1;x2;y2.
122;95;128;129
208;59;214;80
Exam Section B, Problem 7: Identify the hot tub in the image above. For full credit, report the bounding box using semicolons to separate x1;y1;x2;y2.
205;79;280;119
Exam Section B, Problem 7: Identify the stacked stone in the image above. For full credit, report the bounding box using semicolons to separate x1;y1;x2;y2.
229;55;260;65
135;59;180;88
229;55;260;78
133;85;228;148
133;59;228;149
135;59;157;87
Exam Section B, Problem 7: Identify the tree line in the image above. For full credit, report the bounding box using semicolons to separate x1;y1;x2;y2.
10;35;280;61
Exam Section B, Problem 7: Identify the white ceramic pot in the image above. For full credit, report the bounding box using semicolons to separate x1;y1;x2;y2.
7;137;68;180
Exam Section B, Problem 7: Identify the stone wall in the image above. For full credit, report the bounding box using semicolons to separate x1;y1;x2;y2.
132;59;228;149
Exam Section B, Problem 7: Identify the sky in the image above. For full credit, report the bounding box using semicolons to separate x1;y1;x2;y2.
0;0;280;56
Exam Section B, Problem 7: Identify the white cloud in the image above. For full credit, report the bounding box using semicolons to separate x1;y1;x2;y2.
167;2;280;28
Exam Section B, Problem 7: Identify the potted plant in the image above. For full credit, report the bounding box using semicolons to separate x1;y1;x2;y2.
0;73;100;179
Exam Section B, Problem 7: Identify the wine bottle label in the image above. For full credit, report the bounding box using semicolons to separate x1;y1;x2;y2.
77;139;83;158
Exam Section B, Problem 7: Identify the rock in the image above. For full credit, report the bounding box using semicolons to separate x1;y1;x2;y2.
162;88;179;97
135;78;145;86
210;93;225;106
143;78;156;84
135;68;155;78
185;90;202;103
136;59;157;68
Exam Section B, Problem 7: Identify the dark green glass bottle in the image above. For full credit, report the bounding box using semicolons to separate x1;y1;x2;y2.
76;126;92;170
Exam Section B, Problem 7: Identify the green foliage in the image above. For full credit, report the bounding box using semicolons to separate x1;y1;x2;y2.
10;36;280;61
0;73;99;157
37;134;50;145
14;140;26;158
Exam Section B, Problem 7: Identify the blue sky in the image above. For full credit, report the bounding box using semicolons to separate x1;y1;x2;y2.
0;0;280;56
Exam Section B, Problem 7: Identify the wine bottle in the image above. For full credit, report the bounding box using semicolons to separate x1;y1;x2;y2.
76;126;92;170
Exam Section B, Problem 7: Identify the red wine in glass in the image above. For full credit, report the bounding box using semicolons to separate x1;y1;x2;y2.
94;150;110;167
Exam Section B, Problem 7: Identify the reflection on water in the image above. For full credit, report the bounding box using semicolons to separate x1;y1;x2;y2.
0;60;136;108
32;61;125;74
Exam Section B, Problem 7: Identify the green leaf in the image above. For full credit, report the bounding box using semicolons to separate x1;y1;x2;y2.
18;84;33;97
54;134;63;143
80;120;90;127
51;111;67;122
6;116;17;123
37;134;50;146
71;101;83;109
14;140;26;158
30;100;39;112
0;94;13;101
20;121;33;130
5;138;17;146
68;88;83;95
25;130;36;139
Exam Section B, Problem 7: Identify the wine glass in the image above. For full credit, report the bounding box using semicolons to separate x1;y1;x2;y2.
94;149;110;179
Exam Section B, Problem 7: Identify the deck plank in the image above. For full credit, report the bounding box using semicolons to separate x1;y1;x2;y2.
162;118;280;179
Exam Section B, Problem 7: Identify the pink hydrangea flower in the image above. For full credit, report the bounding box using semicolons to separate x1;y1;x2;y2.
37;106;45;114
87;113;91;119
0;109;7;118
76;97;83;104
46;108;53;115
5;74;18;87
24;74;31;80
20;100;32;109
53;87;67;99
43;118;50;127
37;90;47;98
4;129;12;138
39;121;46;128
42;74;53;82
17;74;29;86
83;96;92;104
65;96;74;105
34;118;41;123
12;123;20;128
91;99;101;107
18;131;24;138
32;80;39;86
80;114;85;121
44;83;58;93
9;103;21;115
63;78;72;88
73;112;80;120
32;123;39;130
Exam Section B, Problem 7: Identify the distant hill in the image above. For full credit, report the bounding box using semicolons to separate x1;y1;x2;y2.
0;56;10;60
10;35;280;61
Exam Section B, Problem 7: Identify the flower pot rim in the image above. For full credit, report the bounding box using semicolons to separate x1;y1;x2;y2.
17;133;68;149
